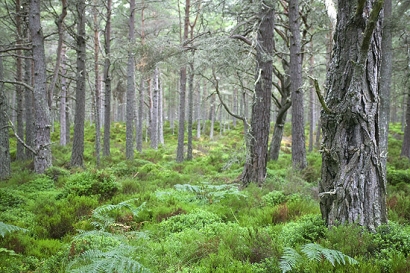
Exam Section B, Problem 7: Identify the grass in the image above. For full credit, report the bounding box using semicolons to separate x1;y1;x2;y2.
0;121;410;272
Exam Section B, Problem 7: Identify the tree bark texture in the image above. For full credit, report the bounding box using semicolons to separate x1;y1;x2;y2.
241;4;274;186
30;0;52;173
136;77;144;152
59;44;68;146
93;3;101;166
379;0;391;167
126;0;136;160
103;0;112;157
70;0;86;167
0;56;11;179
16;0;24;160
186;63;194;160
289;0;306;169
320;0;387;231
24;48;34;158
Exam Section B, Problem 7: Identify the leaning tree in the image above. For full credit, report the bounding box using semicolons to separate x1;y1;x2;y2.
319;0;387;231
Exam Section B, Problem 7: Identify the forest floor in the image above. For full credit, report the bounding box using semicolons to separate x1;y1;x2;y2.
1;122;410;272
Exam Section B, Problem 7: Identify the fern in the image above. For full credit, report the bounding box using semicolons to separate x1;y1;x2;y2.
280;243;358;273
0;221;27;238
67;244;150;273
91;199;146;230
279;247;302;273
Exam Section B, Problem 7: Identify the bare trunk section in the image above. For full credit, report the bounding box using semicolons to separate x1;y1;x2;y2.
151;67;159;149
30;0;52;173
103;0;112;157
289;0;306;169
136;77;144;152
16;0;24;160
0;56;11;179
59;44;68;146
186;63;194;160
93;2;101;166
126;0;136;160
70;0;86;167
320;0;387;231
240;3;274;186
24;46;34;158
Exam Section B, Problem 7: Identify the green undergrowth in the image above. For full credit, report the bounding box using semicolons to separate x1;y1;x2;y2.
1;122;410;272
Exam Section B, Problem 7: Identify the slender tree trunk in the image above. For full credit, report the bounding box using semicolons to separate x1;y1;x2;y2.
187;63;194;160
16;0;24;160
320;0;387;231
209;92;215;140
126;0;136;160
196;84;202;139
30;0;52;173
103;0;112;157
0;56;11;179
269;96;291;161
159;80;164;145
308;42;315;152
289;0;306;169
93;2;101;166
151;67;159;149
24;46;34;158
70;0;86;167
176;0;190;162
136;77;144;152
59;43;67;146
241;3;274;186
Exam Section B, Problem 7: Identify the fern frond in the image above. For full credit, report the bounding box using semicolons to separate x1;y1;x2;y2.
301;243;358;267
67;244;150;273
0;221;27;238
279;247;302;273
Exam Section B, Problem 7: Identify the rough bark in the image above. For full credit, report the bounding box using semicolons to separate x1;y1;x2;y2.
176;0;190;162
320;0;387;231
30;0;52;173
289;0;306;169
70;0;86;167
186;63;194;160
379;0;391;166
240;3;274;186
103;0;112;157
0;56;11;179
24;47;34;158
126;0;136;160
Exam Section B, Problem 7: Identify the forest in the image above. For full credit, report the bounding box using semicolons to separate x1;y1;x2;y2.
1;0;410;272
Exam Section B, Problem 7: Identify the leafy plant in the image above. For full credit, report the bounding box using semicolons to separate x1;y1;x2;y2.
279;243;358;273
0;222;27;238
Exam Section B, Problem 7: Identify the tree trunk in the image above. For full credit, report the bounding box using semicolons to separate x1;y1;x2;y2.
320;0;387;231
103;0;112;157
379;0;391;167
16;0;24;160
30;0;52;173
93;2;101;166
0;56;11;179
186;63;194;160
126;0;136;160
136;77;144;152
289;0;306;169
159;80;164;145
151;67;159;149
24;46;34;158
269;96;291;161
240;3;274;186
59;43;68;146
70;0;86;167
209;92;215;140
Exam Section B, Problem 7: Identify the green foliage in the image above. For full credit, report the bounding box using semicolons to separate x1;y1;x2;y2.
0;222;27;238
387;168;410;185
280;243;358;273
63;170;119;200
0;189;25;211
262;190;286;206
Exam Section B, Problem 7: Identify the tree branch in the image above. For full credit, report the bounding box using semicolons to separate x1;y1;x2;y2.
308;76;333;114
0;80;33;91
230;34;253;46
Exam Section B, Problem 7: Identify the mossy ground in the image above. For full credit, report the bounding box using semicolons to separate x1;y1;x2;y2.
1;121;410;272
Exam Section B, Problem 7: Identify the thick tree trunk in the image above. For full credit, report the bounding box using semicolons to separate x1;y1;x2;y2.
24;48;34;158
0;56;11;179
70;0;86;167
379;0;392;167
30;0;52;173
320;0;387;231
103;0;112;157
289;0;306;169
126;0;136;160
241;4;274;186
